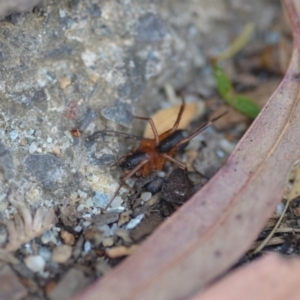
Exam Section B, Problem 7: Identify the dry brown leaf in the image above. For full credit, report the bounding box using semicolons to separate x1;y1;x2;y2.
5;206;57;252
143;102;204;139
73;1;300;299
192;254;300;300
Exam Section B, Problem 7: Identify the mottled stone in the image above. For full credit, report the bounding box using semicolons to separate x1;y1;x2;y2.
92;212;119;227
24;154;65;190
161;168;193;204
101;101;134;127
0;143;14;181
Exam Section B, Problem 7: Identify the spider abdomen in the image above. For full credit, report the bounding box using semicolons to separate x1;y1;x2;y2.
156;130;189;153
119;151;149;170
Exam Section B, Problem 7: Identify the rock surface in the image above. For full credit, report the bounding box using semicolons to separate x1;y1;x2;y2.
0;0;280;213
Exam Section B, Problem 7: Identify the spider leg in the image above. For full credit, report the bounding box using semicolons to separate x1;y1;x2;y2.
172;111;228;151
169;100;186;134
132;115;160;145
104;159;149;210
162;153;187;171
86;130;146;142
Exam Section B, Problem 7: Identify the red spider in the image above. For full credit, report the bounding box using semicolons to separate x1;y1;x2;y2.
87;101;226;209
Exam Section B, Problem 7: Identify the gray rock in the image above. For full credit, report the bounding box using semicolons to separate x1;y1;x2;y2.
24;154;65;190
0;143;14;181
101;101;134;127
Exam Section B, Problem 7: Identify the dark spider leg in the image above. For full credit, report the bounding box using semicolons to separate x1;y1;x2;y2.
104;159;149;210
86;130;148;142
169;100;186;134
172;111;228;152
162;153;187;171
132;116;160;145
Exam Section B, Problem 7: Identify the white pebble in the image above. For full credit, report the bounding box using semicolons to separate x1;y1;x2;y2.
83;241;92;253
47;137;53;143
93;192;109;209
141;192;152;202
107;206;125;213
83;221;91;227
99;224;111;237
24;255;45;272
64;130;72;139
78;190;88;199
276;202;285;215
9;130;19;141
82;213;91;219
39;247;52;262
77;204;85;212
216;149;225;158
74;225;82;233
110;196;123;208
29;142;37;154
59;9;66;18
41;230;58;245
219;139;235;154
126;214;144;230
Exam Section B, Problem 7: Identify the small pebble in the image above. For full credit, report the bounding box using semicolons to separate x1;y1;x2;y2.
99;225;111;236
107;206;125;213
93;192;109;209
110;196;123;208
60;230;75;246
141;192;152;202
24;255;45;272
219;138;235;154
52;245;72;263
276;202;285;215
29;142;37;154
125;214;144;230
118;212;131;227
82;213;91;219
74;225;82;233
83;221;91;227
78;190;88;199
47;137;53;143
77;204;85;212
9;130;19;141
64;130;72;139
216;149;225;158
83;241;92;253
52;146;61;156
115;228;132;244
110;223;118;236
24;243;33;254
39;247;52;262
102;237;114;247
59;9;66;18
58;77;71;89
41;230;58;245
